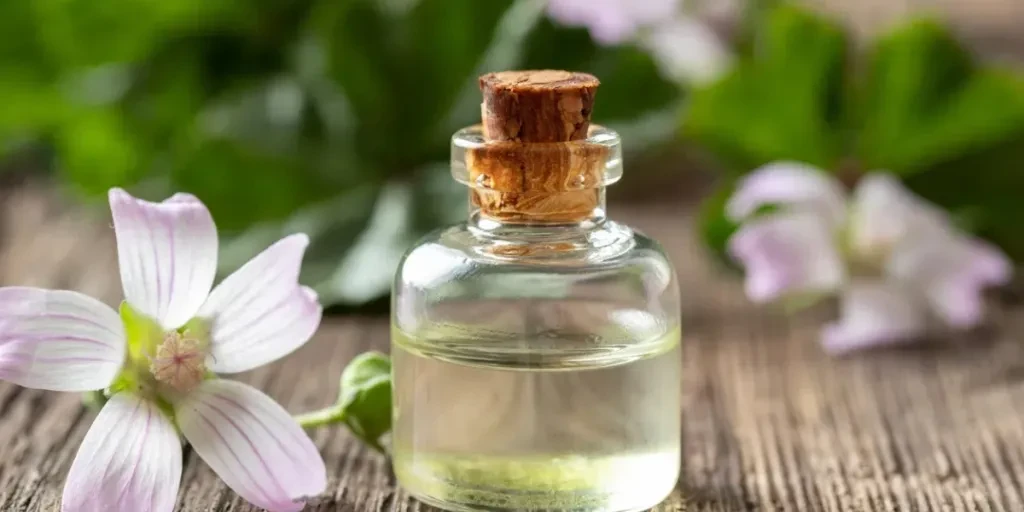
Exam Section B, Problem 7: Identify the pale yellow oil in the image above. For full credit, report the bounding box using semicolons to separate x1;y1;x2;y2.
392;325;681;511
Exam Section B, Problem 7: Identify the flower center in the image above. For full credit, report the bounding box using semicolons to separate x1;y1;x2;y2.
149;332;207;393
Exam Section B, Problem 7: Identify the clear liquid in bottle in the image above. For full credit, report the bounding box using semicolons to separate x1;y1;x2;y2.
392;322;681;511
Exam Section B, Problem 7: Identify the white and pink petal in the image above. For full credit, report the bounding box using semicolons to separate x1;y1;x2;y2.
848;173;951;260
175;379;326;512
109;188;218;331
62;392;182;512
887;233;1011;328
728;212;845;303
0;287;124;391
199;234;322;374
726;162;848;226
821;280;928;354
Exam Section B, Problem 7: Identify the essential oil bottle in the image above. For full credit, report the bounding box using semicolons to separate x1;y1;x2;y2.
391;70;682;511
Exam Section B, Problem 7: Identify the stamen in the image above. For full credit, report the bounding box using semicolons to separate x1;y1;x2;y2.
150;332;207;393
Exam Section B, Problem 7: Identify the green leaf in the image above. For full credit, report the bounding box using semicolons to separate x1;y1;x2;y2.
697;182;741;268
214;164;459;308
0;0;51;69
324;181;415;305
400;0;515;147
857;20;1024;261
338;352;392;453
0;0;61;138
857;20;1024;175
315;0;517;166
217;183;380;300
410;163;467;231
0;68;68;149
904;139;1024;261
320;167;468;305
199;76;307;154
30;0;238;67
219;163;461;308
293;351;392;452
682;4;848;173
312;0;397;155
55;108;150;196
520;20;597;75
171;138;335;233
441;0;547;137
586;47;682;125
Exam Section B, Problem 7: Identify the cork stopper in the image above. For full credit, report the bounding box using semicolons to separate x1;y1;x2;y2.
480;70;599;143
469;70;608;223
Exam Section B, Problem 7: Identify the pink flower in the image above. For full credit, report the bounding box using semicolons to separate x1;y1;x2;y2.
546;0;733;84
640;17;733;85
726;162;1011;354
0;189;326;511
547;0;680;44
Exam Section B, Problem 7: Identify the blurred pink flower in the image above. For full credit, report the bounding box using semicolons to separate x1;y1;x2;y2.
0;189;325;511
640;17;733;84
726;162;1011;354
547;0;679;44
546;0;732;84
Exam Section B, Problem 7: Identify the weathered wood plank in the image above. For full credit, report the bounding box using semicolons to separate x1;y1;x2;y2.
1;183;1023;511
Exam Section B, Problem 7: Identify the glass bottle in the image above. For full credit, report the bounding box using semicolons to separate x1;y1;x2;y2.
391;71;681;511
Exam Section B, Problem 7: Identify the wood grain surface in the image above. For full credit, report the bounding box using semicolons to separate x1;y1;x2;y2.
1;182;1023;511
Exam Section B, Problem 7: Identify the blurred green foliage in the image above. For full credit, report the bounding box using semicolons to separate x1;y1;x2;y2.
0;0;680;306
689;4;1024;263
8;0;1021;303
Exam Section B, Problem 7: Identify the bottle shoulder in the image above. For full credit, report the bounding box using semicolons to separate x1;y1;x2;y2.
392;220;681;360
401;219;672;267
396;220;674;284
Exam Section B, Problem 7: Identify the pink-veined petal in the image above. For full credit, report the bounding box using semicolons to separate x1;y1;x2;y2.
726;162;847;226
109;188;218;330
728;212;845;303
62;392;182;512
0;287;123;391
888;233;1011;328
175;380;326;512
198;234;322;374
822;280;928;354
848;173;951;260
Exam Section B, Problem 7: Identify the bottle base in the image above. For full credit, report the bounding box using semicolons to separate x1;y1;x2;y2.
394;451;678;512
403;488;671;512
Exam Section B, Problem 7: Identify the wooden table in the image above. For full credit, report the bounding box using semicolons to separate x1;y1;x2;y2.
2;183;1023;511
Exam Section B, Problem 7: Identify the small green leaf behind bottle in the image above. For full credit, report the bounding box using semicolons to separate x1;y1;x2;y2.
294;351;393;454
336;351;393;453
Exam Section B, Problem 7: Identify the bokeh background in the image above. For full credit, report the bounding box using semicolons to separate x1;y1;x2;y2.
1;0;1022;312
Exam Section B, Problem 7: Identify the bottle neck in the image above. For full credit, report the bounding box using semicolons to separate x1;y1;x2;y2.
463;194;633;262
449;124;624;251
468;186;608;228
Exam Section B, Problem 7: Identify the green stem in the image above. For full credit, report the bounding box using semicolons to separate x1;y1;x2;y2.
294;404;346;429
294;405;390;456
